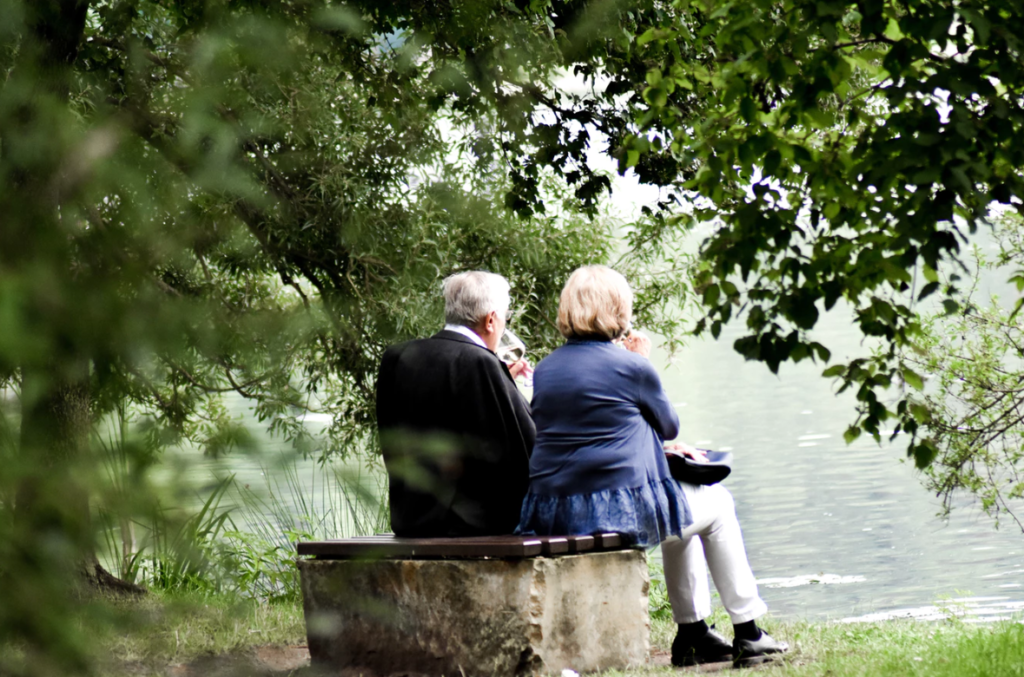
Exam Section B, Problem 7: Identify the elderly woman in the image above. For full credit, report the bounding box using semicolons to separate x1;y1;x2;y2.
517;265;787;668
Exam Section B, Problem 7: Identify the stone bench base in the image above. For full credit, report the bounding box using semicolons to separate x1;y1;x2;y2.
298;549;650;676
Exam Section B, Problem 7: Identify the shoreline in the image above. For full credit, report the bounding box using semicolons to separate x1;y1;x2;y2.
78;592;1024;676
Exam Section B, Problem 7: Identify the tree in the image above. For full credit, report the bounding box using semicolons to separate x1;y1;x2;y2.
547;0;1024;472
413;0;1024;490
0;1;612;671
548;0;1024;523
4;0;1024;670
903;213;1024;530
328;0;1024;479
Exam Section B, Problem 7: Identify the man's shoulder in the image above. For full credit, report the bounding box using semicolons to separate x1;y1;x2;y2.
380;332;515;402
384;332;497;363
383;336;429;357
435;335;507;377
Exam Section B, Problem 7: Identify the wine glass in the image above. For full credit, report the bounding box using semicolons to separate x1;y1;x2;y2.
497;328;533;387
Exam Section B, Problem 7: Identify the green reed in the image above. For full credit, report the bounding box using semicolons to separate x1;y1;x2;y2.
96;407;388;599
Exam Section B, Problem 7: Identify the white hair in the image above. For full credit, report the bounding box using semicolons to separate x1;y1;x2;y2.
442;271;511;327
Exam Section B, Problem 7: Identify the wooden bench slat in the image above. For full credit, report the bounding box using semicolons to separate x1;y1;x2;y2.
594;532;623;549
298;537;544;559
297;533;629;559
567;534;595;553
540;537;568;555
343;535;574;555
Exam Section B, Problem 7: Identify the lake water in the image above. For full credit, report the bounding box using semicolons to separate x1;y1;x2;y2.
204;301;1024;623
657;304;1024;623
151;222;1024;623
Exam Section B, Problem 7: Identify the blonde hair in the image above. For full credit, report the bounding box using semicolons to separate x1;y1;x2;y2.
557;265;633;340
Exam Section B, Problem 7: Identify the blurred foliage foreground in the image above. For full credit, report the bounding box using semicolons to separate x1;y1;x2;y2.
4;0;1024;674
0;0;621;672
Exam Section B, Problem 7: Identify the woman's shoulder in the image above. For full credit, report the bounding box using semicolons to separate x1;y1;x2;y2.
576;340;653;373
535;340;653;385
537;339;617;367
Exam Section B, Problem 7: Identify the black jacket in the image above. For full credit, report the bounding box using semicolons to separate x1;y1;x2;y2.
376;330;535;536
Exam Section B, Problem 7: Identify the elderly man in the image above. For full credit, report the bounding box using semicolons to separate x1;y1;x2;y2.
375;271;534;537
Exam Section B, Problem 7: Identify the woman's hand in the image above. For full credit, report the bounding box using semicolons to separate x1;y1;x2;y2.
622;330;651;359
665;441;708;463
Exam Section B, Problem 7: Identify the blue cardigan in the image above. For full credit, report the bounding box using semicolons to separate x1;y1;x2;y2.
517;338;692;546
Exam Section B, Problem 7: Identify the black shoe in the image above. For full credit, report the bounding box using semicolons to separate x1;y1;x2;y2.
732;631;789;668
671;624;734;667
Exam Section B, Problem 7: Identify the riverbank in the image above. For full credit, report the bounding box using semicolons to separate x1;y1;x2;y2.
92;592;1023;676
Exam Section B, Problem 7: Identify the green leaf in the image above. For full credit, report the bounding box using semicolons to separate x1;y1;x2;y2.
311;6;368;35
883;18;904;40
912;440;938;469
909;403;931;423
959;8;991;44
1010;297;1024;322
637;27;675;46
740;97;757;123
709;4;732;19
636;27;658;46
843;425;862;444
902;368;924;391
917;281;939;300
644;86;668;108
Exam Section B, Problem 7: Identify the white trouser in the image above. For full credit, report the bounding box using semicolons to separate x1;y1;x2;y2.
661;482;768;625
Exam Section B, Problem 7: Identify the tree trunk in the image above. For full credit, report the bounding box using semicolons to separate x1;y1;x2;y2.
4;0;145;597
16;364;146;596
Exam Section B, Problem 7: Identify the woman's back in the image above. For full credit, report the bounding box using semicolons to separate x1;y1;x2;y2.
516;265;690;547
529;339;680;496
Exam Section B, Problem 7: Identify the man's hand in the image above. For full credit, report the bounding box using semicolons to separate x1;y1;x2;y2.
507;359;532;380
622;330;651;359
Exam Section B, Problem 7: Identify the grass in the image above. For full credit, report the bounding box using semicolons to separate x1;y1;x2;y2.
739;617;1024;677
97;591;306;674
88;589;1024;677
629;616;1024;677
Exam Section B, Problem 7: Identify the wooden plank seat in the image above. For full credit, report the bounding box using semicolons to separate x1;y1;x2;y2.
296;532;626;559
